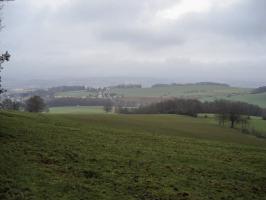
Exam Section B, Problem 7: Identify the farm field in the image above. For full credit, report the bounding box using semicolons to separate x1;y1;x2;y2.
56;85;250;99
49;106;105;114
1;111;266;199
111;85;250;98
53;84;266;108
249;116;266;133
224;92;266;108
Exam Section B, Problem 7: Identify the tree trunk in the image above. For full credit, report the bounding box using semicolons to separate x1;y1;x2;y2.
231;120;235;128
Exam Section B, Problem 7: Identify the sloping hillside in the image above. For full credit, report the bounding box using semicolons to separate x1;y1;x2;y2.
1;112;266;199
224;92;266;108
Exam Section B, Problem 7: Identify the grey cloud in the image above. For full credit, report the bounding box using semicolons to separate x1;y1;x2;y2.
94;0;266;47
99;27;185;49
1;0;266;86
55;0;178;23
53;0;266;49
51;0;183;48
181;0;266;40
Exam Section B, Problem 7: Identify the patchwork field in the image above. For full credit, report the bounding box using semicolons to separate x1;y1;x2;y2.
111;85;250;98
1;111;266;199
54;85;266;108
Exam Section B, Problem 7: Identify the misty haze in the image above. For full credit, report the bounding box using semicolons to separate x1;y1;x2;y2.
1;1;266;200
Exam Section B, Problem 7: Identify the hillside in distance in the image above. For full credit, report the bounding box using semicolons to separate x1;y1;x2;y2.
55;83;266;108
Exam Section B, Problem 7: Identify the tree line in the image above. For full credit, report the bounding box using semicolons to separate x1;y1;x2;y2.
1;95;266;126
117;98;265;128
0;96;47;112
252;86;266;94
47;97;113;107
151;82;230;88
110;84;142;89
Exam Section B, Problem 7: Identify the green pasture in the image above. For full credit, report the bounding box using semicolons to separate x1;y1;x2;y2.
112;85;251;99
224;92;266;108
1;112;266;199
56;85;250;99
49;106;105;114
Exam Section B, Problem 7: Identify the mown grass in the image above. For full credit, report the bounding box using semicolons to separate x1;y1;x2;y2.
49;106;105;114
1;111;266;200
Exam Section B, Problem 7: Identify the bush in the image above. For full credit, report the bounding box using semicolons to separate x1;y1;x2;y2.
0;99;22;111
262;109;266;120
25;96;46;113
104;101;113;113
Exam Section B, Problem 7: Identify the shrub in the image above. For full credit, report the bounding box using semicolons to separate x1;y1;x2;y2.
104;101;113;113
262;109;266;120
25;96;46;113
0;99;22;111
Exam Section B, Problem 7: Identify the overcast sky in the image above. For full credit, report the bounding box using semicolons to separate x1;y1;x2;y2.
1;0;266;86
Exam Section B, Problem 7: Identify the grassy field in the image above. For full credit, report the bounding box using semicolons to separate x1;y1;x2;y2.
250;117;266;133
198;114;266;137
56;85;250;99
223;92;266;108
111;85;250;99
1;111;266;199
53;85;266;108
49;106;105;114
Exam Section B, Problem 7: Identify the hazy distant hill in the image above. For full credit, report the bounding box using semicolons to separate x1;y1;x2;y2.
49;83;266;108
151;82;230;88
252;86;266;94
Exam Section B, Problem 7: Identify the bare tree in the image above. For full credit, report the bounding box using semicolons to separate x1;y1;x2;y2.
262;109;266;120
216;113;228;127
0;51;10;94
1;98;21;110
215;101;252;128
104;101;113;113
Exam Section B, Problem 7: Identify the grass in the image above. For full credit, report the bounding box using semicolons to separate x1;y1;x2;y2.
49;106;105;114
198;114;266;137
224;92;266;108
1;111;266;199
111;85;250;99
250;117;266;133
56;85;250;99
